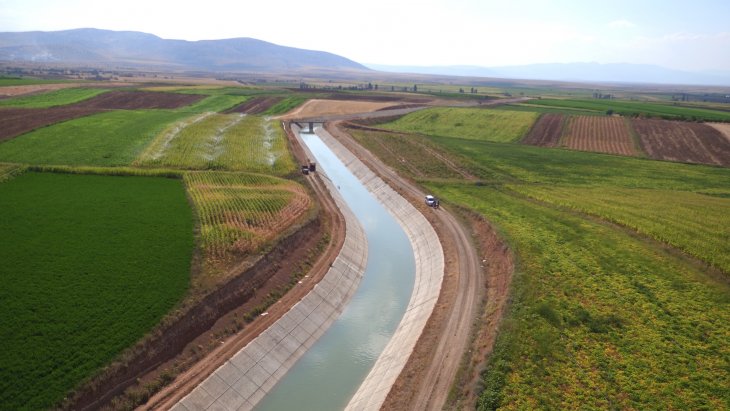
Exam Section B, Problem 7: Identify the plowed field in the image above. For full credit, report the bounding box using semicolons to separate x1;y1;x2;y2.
225;96;283;114
73;90;203;110
564;116;637;155
521;114;564;146
632;119;730;167
708;122;730;143
0;107;99;141
0;91;205;142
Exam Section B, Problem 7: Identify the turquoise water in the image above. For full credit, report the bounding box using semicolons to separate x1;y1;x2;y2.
254;132;415;410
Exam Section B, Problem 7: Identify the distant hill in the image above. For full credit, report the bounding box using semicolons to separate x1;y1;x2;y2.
0;28;369;73
369;62;730;86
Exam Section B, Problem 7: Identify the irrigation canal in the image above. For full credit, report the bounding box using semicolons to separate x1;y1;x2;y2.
254;130;416;410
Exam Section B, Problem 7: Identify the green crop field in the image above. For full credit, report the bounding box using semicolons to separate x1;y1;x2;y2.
136;114;296;175
0;77;71;86
0;87;108;108
263;96;308;115
0;110;189;166
183;94;250;113
349;127;730;409
515;186;730;273
523;98;730;121
0;172;193;410
381;107;538;142
184;171;312;289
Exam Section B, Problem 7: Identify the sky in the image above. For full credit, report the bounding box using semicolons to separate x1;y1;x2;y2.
1;0;729;72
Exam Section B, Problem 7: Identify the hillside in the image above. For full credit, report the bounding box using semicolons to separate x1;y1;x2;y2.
0;28;369;73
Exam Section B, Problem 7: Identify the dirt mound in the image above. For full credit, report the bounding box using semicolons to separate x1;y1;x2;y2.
521;113;564;147
225;96;283;114
74;90;203;110
632;118;730;167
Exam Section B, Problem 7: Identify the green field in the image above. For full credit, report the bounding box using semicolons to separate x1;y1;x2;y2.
0;110;189;166
183;94;250;113
523;98;730;121
0;172;194;410
0;77;71;86
381;107;538;142
136;114;296;175
263;96;308;115
184;171;312;289
515;186;730;273
0;87;108;108
350;126;730;409
434;183;730;410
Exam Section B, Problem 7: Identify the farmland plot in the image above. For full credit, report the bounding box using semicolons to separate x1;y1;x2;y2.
632;119;730;167
515;185;730;273
0;172;193;410
521;113;564;147
349;126;730;409
73;90;204;110
0;87;108;108
563;116;638;155
184;171;312;288
136;114;296;175
382;107;538;143
0;110;189;166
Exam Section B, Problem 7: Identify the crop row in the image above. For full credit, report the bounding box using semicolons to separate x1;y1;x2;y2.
183;171;312;288
136;114;296;175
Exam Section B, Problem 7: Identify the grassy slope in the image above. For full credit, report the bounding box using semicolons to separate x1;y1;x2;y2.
0;88;108;108
350;122;730;409
0;172;193;410
382;107;538;142
0;110;189;166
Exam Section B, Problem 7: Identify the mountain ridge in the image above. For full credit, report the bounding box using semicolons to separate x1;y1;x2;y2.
0;28;369;73
367;62;730;86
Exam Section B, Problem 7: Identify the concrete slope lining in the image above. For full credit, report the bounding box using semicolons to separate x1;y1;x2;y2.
313;127;445;411
170;124;368;411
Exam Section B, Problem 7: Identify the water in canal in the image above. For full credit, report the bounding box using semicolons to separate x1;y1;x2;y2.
254;131;415;410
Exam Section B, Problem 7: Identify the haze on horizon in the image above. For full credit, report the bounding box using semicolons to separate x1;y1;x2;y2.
1;0;729;73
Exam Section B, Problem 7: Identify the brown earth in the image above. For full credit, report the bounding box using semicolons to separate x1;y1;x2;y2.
224;96;283;114
563;116;638;156
632;118;730;167
327;121;511;411
708;122;730;143
278;99;401;119
133;123;347;411
73;90;204;110
0;107;100;141
521;113;564;147
0;90;205;142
